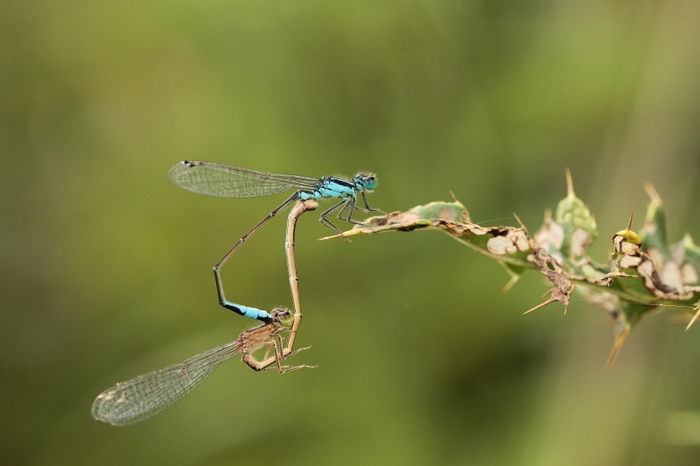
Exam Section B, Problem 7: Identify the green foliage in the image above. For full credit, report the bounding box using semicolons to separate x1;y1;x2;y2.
5;1;700;463
327;171;700;367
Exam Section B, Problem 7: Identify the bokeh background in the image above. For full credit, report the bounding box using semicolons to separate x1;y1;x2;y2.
3;1;700;465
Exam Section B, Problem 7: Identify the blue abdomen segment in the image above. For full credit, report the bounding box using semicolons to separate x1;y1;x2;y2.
301;177;358;200
296;176;370;202
224;302;272;321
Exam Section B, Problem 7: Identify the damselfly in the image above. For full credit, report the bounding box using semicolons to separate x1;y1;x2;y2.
92;200;319;425
168;161;379;321
92;309;312;425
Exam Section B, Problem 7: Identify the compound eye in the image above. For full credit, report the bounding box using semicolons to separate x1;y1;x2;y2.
363;175;377;190
354;173;377;190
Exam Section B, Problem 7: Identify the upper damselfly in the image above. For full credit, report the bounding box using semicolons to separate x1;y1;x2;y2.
168;161;379;321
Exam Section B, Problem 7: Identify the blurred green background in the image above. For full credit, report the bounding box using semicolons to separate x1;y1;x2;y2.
3;1;700;465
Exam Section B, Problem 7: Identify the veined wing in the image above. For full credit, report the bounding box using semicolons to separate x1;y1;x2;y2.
168;161;320;198
92;339;243;426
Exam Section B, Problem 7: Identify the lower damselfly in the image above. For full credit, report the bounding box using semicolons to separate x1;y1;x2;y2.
92;309;313;425
92;200;319;425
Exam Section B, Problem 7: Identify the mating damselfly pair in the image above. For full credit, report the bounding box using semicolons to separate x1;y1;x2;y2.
169;161;379;322
92;162;379;425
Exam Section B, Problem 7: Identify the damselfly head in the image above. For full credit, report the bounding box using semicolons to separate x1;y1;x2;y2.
270;307;293;324
355;173;377;191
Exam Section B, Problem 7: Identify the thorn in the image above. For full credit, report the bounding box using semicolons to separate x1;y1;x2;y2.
317;233;342;241
502;275;519;293
512;213;527;232
606;326;630;369
685;305;700;331
565;168;574;197
542;208;552;224
522;296;556;315
643;182;661;203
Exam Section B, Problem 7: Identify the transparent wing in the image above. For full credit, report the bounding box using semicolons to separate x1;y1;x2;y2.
168;161;319;198
92;339;243;426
